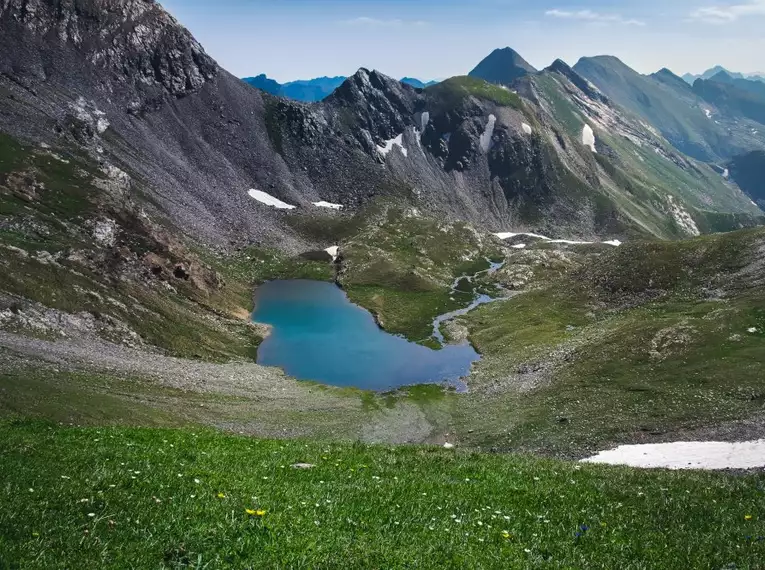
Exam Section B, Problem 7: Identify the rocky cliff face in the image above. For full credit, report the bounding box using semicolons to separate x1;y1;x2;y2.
0;0;216;101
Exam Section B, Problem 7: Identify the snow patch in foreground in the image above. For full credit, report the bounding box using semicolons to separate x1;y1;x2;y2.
377;134;408;158
313;201;343;210
722;168;729;179
521;122;533;135
494;232;621;247
703;108;712;119
582;124;596;152
479;114;497;152
325;246;339;261
247;189;296;209
582;440;765;470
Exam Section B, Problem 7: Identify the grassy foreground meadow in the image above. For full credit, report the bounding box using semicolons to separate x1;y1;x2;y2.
1;421;763;569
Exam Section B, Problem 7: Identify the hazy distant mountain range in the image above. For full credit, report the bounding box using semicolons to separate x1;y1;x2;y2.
682;66;765;85
243;74;438;102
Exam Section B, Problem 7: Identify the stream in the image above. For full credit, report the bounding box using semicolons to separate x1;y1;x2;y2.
431;260;506;344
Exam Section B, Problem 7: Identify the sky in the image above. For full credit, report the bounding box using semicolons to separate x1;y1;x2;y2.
160;0;765;82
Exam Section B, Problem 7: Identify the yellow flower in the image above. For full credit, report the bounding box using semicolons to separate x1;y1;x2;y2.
255;509;266;516
245;509;257;515
501;530;511;539
745;514;753;521
217;492;225;499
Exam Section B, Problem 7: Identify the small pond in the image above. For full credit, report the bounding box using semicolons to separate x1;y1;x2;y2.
252;280;480;391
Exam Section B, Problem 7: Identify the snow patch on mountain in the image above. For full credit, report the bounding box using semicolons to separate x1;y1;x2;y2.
582;124;596;152
479;114;496;152
377;134;407;158
521;122;533;135
420;111;430;131
494;232;621;247
313;201;343;210
667;195;700;236
248;189;296;209
72;96;110;134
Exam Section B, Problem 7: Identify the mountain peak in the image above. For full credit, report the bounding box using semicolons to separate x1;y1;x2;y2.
650;68;692;91
546;59;607;103
0;0;217;99
468;47;537;86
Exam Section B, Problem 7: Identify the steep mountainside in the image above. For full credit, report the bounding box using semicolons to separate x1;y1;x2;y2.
728;150;765;207
693;74;765;125
575;56;765;162
468;47;537;86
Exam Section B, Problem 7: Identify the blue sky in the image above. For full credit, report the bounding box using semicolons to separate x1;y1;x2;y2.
161;0;765;82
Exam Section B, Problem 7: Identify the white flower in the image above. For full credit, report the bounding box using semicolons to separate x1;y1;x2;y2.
194;479;201;484
28;488;34;493
87;513;95;518
443;442;455;449
748;327;758;333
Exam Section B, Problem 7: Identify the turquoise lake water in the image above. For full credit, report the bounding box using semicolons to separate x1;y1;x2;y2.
251;280;479;391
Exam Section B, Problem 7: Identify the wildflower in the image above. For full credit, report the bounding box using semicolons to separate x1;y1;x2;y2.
31;532;39;538
255;509;266;516
245;509;257;515
87;513;95;518
745;514;753;521
217;492;225;498
502;530;511;539
28;488;34;493
194;478;201;484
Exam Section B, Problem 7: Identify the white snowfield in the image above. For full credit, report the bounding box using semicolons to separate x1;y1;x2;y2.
479;114;497;152
703;108;712;119
313;201;343;210
377;134;408;158
583;440;765;470
521;122;533;135
420;111;430;131
247;189;296;209
325;245;339;261
582;124;597;152
494;232;621;247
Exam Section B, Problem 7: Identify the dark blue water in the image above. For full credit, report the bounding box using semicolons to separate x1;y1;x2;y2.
251;280;479;391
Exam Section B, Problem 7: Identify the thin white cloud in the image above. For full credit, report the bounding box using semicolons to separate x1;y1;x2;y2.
545;9;646;26
339;17;428;28
690;0;765;23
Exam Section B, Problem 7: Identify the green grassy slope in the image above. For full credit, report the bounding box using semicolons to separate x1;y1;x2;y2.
1;422;763;569
456;228;765;453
